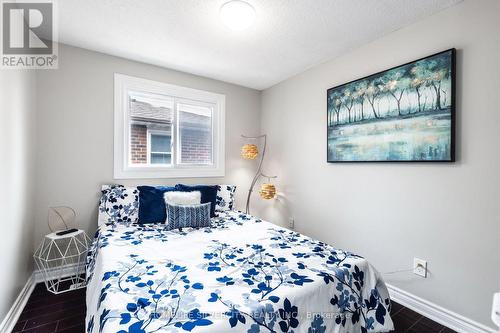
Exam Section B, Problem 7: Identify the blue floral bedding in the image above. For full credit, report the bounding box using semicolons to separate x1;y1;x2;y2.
86;211;394;333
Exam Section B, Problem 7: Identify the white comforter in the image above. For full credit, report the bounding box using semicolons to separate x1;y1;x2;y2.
86;211;393;333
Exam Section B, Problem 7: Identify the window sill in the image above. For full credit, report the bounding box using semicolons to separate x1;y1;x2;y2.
113;166;225;179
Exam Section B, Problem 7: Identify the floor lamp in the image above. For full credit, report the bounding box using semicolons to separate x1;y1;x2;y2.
241;134;277;214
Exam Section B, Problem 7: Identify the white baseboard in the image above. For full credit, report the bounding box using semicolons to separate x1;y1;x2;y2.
387;283;498;333
0;273;36;333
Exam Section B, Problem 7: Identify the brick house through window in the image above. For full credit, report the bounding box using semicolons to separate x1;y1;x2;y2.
129;94;212;165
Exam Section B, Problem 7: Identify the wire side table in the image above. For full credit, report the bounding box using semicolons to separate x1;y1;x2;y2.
34;229;91;294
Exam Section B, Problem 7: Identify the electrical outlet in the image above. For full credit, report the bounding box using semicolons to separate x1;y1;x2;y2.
289;218;295;229
413;258;427;278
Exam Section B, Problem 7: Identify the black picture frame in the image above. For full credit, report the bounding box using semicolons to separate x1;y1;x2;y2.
327;48;456;163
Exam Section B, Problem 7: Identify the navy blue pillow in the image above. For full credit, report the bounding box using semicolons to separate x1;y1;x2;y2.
138;186;176;223
175;184;218;218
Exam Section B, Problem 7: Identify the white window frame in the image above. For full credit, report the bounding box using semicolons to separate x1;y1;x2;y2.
114;73;225;179
147;129;172;165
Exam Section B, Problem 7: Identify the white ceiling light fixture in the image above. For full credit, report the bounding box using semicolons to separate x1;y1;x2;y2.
220;0;256;31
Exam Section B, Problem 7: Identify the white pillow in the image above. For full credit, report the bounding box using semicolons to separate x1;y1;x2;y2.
164;191;201;206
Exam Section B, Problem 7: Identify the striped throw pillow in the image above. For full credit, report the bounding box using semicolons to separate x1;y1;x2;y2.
166;202;211;230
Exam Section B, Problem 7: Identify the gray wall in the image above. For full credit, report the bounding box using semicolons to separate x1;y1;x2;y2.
260;0;499;328
0;71;36;321
35;44;261;246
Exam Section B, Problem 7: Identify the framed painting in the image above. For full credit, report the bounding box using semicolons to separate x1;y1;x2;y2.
327;49;455;162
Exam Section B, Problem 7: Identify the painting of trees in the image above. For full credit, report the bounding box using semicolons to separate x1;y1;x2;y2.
327;49;455;162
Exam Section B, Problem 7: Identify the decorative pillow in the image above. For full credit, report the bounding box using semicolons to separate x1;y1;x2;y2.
175;184;218;218
216;185;236;212
138;186;176;224
164;191;201;206
166;202;211;230
98;185;139;225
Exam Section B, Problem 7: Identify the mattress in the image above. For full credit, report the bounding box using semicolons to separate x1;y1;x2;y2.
86;211;394;333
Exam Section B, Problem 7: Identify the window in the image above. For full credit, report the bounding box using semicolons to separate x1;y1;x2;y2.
148;130;172;165
114;74;225;179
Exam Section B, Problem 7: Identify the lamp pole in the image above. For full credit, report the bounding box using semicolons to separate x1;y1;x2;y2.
242;134;266;214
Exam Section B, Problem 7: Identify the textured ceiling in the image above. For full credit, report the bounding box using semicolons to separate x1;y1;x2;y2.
55;0;462;90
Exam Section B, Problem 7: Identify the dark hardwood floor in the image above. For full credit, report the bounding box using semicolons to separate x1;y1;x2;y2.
13;283;85;333
389;301;456;333
14;283;456;332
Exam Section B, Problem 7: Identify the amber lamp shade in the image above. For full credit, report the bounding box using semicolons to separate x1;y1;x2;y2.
241;143;259;159
259;183;276;200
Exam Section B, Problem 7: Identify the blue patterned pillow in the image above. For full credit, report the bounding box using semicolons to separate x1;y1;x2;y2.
166;203;211;230
215;185;236;212
98;185;139;225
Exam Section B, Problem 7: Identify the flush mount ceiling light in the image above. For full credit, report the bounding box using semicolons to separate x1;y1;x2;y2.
220;0;256;31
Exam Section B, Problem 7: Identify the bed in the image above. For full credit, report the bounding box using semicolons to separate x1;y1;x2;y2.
85;209;394;333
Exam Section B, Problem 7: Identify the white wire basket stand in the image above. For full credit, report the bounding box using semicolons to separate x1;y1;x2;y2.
33;229;91;294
